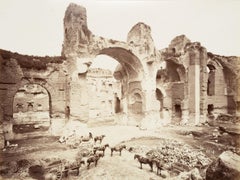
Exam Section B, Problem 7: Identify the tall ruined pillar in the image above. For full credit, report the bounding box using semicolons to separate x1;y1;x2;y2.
187;44;208;125
199;47;208;123
62;3;92;56
187;46;201;125
62;3;93;121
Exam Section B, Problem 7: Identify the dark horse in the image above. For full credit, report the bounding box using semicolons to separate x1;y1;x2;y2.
111;145;126;156
86;154;103;169
134;154;153;172
93;144;109;156
94;135;105;144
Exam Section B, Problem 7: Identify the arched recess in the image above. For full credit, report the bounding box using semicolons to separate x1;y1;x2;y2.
128;91;143;114
92;47;145;115
2;78;53;122
207;64;216;96
70;46;145;120
11;78;53;119
12;81;53;133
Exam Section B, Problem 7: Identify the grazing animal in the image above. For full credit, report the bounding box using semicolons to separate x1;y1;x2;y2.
81;132;93;142
63;160;85;177
86;154;103;169
94;135;105;144
134;154;153;172
93;144;109;156
153;159;164;175
111;145;126;156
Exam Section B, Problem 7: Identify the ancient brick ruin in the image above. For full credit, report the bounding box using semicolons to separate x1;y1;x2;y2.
0;3;239;148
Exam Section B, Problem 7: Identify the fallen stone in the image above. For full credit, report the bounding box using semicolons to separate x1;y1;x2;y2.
206;151;240;180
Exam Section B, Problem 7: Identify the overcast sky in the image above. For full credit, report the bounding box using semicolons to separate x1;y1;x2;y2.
0;0;239;70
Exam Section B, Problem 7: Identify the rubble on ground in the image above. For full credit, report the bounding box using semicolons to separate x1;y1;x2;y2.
146;139;211;168
145;139;211;176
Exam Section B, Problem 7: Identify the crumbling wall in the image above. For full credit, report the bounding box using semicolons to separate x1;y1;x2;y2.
1;3;239;133
162;35;239;124
0;50;67;139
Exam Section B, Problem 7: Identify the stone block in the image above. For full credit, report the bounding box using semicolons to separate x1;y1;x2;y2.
206;151;240;180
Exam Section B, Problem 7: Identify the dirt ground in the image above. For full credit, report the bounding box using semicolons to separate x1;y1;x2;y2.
1;122;239;180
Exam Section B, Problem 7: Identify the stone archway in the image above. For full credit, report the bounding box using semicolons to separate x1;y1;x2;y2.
67;46;145;122
12;83;51;134
62;3;158;125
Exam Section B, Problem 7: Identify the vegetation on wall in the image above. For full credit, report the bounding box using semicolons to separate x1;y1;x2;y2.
0;49;66;70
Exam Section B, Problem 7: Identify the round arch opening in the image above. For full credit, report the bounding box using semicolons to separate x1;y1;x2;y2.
13;83;51;133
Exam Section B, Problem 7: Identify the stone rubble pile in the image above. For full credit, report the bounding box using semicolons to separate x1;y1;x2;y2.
146;139;212;173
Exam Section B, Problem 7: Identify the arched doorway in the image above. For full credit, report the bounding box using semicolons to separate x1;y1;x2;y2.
69;47;144;123
89;47;144;119
129;92;143;114
13;84;51;133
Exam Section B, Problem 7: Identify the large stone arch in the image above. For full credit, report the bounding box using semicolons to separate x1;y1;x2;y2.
10;78;54;118
1;77;55;140
62;3;161;124
67;45;146;122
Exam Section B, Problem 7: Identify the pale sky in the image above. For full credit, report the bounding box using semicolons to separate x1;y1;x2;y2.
0;0;239;70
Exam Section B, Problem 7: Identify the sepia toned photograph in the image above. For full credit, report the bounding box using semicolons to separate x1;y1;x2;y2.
0;0;240;179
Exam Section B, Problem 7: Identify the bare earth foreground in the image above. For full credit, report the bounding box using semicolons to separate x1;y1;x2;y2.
0;121;239;180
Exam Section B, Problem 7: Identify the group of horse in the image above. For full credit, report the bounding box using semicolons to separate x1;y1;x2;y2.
85;133;164;176
78;133;127;169
59;131;164;177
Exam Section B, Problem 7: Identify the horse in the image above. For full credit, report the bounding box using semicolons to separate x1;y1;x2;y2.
110;145;126;156
94;135;105;144
86;154;103;169
134;154;153;172
93;144;109;156
63;160;85;177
